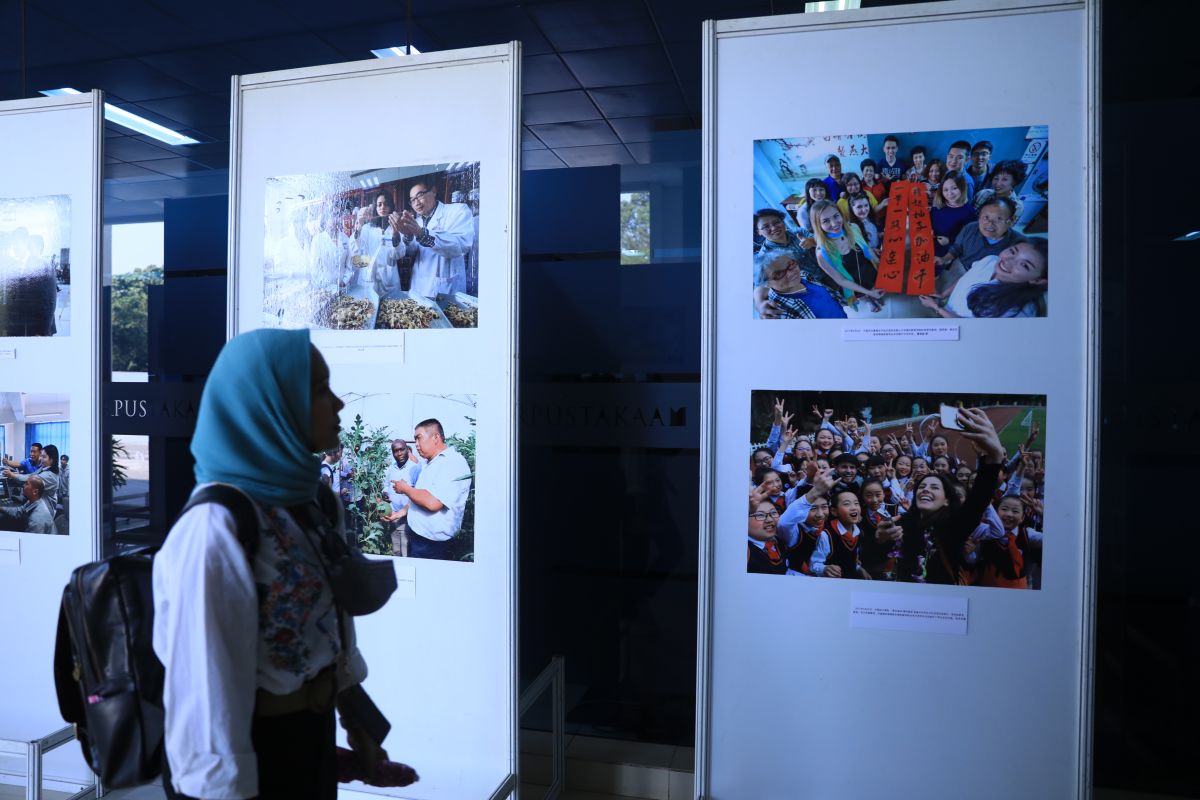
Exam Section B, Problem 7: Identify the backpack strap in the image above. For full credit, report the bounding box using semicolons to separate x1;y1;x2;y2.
179;483;261;559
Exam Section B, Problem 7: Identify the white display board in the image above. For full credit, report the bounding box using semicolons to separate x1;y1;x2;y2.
0;92;103;790
229;45;520;799
697;2;1097;798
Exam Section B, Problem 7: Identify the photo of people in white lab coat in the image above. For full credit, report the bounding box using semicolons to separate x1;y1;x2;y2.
263;162;481;331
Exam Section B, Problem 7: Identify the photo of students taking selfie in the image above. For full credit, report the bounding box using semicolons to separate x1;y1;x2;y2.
746;390;1047;590
753;126;1049;319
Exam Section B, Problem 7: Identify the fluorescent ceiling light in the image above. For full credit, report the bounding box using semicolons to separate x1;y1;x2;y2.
1174;231;1200;241
371;45;422;58
39;88;200;146
805;0;861;10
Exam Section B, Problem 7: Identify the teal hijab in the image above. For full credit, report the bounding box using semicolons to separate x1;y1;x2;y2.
192;328;319;506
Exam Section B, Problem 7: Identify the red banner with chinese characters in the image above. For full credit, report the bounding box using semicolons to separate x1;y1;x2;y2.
905;182;935;295
874;181;908;293
872;180;936;295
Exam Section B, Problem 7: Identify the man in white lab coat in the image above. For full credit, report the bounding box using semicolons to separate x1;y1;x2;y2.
388;181;474;299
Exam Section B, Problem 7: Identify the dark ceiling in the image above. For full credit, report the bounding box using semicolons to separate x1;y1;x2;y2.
0;0;809;220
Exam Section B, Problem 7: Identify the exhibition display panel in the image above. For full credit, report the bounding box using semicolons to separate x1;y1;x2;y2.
697;2;1098;798
0;92;103;791
229;44;521;799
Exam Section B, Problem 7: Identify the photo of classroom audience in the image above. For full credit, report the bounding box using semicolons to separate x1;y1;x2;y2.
263;162;481;331
0;392;71;536
321;391;476;562
746;391;1047;590
0;194;71;336
752;127;1049;320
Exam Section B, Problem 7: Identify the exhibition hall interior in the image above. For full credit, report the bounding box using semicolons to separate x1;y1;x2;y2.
0;0;1195;798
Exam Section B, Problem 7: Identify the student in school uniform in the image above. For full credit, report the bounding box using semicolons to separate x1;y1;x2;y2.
809;484;872;579
777;464;836;575
977;495;1042;589
747;493;788;575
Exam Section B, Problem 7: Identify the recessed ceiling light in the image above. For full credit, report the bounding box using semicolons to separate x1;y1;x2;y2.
370;46;422;58
39;88;200;146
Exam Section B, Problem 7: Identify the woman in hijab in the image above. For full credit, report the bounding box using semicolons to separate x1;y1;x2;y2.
152;329;397;799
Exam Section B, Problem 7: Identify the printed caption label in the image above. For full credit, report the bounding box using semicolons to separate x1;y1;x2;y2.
851;592;968;635
842;325;959;342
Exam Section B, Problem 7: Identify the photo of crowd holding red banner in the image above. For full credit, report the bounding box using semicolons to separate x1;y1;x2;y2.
752;126;1049;319
746;390;1047;590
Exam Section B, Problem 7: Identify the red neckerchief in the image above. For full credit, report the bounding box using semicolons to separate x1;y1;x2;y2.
763;537;783;565
829;518;859;549
1004;527;1025;575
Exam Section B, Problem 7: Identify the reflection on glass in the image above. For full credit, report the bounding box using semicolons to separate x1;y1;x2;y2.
620;191;651;264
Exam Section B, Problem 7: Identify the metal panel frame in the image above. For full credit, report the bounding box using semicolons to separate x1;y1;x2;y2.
696;2;1099;798
0;89;104;798
226;43;522;797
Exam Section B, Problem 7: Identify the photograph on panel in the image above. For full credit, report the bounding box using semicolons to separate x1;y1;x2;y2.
747;391;1046;590
752;126;1048;320
0;392;70;535
263;162;480;331
323;391;475;562
0;194;71;336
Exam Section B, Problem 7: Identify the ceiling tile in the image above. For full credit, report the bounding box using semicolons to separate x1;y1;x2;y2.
553;144;635;168
530;0;659;52
528;119;619;148
561;46;673;89
132;94;231;130
588;83;689;118
133;157;217;179
138;48;255;94
141;0;307;45
21;4;142;66
418;8;553;56
28;0;208;54
33;58;198;102
522;128;548;151
105;162;174;183
224;33;344;74
105;136;180;163
523;90;601;126
522;150;567;171
609;115;696;143
626;141;653;164
523;54;580;94
309;23;407;59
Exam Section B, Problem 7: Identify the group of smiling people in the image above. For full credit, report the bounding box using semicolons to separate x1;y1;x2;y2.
747;399;1045;589
752;138;1049;320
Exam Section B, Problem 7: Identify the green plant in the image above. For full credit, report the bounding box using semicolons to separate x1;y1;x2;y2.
339;414;393;555
111;437;129;490
111;265;163;372
445;415;476;562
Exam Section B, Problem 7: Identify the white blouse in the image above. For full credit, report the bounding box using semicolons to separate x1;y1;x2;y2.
152;487;368;799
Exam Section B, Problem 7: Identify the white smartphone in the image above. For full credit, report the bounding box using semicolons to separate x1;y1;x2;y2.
939;403;965;431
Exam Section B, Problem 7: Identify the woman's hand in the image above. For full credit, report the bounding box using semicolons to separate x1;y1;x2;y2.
936;235;950;246
347;725;390;783
824;565;843;578
875;518;901;545
956;407;1004;463
864;287;885;300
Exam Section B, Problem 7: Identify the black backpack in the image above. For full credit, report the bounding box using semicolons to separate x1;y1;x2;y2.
52;484;259;788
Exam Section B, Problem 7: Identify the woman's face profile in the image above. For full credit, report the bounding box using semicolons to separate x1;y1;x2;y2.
309;347;344;451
